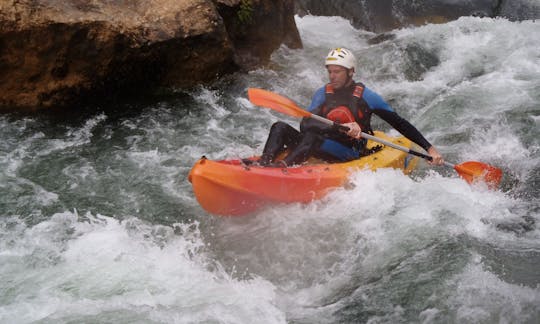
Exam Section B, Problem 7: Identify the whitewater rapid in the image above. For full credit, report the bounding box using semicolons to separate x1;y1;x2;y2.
1;15;539;323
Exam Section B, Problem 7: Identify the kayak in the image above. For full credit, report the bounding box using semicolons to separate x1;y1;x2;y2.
188;131;421;216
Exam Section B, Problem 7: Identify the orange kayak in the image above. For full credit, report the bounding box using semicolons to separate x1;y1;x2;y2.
188;131;420;216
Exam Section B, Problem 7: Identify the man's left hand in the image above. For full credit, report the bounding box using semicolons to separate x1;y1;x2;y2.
427;146;444;165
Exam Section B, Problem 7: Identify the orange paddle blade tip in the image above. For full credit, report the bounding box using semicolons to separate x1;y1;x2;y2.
247;88;310;118
454;161;503;189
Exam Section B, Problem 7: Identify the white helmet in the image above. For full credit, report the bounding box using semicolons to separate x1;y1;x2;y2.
325;48;356;70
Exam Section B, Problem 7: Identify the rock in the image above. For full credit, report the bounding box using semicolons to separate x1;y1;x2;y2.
0;0;302;110
499;0;540;20
402;43;440;82
295;0;539;32
216;0;301;69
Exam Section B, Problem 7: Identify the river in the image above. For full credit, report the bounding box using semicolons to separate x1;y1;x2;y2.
1;15;539;323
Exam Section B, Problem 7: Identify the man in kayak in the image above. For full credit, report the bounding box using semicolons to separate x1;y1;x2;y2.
258;47;444;167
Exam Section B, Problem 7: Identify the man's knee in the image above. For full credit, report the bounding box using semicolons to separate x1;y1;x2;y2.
299;131;323;147
270;121;292;133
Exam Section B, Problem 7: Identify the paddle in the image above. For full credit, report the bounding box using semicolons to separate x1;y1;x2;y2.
247;88;503;188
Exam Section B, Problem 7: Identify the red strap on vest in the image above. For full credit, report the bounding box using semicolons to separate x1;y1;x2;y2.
353;85;364;98
325;84;334;94
353;85;365;118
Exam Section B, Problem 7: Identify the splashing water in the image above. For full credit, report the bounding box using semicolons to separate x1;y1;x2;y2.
1;15;539;323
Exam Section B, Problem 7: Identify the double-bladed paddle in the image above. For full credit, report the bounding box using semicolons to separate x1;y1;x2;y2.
247;87;503;189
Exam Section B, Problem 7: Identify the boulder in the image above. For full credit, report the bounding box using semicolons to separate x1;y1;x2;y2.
498;0;540;20
0;0;302;110
295;0;539;32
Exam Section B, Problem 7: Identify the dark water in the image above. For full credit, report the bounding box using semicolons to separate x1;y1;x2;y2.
1;16;539;323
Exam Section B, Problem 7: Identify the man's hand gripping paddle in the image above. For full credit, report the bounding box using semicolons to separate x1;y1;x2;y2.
247;88;503;189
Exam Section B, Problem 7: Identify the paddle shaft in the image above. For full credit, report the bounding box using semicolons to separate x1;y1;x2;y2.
309;114;455;167
247;88;502;187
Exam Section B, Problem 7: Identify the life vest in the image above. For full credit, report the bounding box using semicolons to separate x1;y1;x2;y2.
321;83;373;134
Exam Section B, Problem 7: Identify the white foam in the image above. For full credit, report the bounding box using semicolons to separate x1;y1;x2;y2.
0;212;285;323
448;258;540;323
1;13;539;323
207;166;538;315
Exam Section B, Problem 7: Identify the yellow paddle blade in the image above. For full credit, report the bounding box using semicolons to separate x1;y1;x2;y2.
454;161;503;189
248;88;311;118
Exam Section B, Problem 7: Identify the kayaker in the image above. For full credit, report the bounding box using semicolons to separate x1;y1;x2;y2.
258;47;444;167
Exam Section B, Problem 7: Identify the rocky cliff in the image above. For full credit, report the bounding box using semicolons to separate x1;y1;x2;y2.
0;0;301;110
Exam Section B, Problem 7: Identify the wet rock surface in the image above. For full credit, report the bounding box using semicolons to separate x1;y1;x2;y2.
0;0;301;110
296;0;539;32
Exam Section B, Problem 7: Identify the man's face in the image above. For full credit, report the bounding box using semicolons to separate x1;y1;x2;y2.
326;65;353;89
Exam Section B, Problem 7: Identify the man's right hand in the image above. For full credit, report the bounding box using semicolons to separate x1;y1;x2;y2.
342;122;362;139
